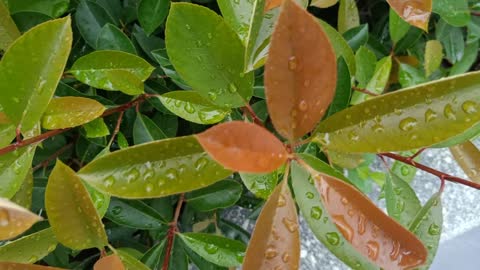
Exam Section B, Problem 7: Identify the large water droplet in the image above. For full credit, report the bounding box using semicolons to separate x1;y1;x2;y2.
282;217;298;233
462;101;477;114
228;83;238;93
428;223;441;235
282;252;290;263
204;243;219;254
298;100;308;112
305;192;314;199
444;104;456;120
399;117;418;131
390;240;401;260
277;194;286;207
0;209;9;226
145;183;154;193
165;168;178;181
310;206;322;220
326;232;340;246
425;109;437;123
184;103;195;114
103;176;116;188
366;240;380;260
265;246;278;259
125;168;140;183
288;56;297;70
401;166;410;176
357;214;366;235
372;123;384;133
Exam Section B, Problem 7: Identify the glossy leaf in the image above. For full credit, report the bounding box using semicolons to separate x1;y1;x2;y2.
78;136;232;198
326;58;352;117
386;0;432;31
41;97;105;130
243;0;266;72
433;0;470;27
84;182;110;218
165;3;254;108
94;254;125;270
265;0;336;141
0;198;42;240
84;118;110;138
450;141;480;182
0;1;20;50
159;91;229;124
140;240;165;269
351;56;392;105
117;250;151;270
450;41;479;75
179;233;246;267
96;23;136;54
355;46;377;88
11;169;33;209
436;20;464;64
0;263;65;270
424;40;443;77
314;174;427;269
75;0;115;47
0;146;35;198
0;111;15;147
243;180;300;269
7;0;69;18
311;0;338;8
186;180;242;212
398;63;425;88
195;121;287;173
344;24;369;51
290;158;378;269
105;198;166;229
314;71;480;153
183;243;228;270
133;114;167;145
409;192;443;270
46;160;108;250
265;0;281;11
385;173;421;226
0;17;72;132
137;0;170;36
70;50;154;95
389;8;410;43
338;0;359;33
0;228;57;263
240;170;279;199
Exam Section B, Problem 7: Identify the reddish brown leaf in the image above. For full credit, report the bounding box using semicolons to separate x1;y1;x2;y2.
450;141;480;182
314;175;427;269
94;254;125;270
0;262;66;269
265;0;337;141
265;0;282;11
387;0;431;31
243;179;300;269
196;121;288;173
0;198;43;240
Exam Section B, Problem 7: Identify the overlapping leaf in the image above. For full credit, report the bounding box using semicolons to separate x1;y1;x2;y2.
0;263;66;270
105;198;166;229
0;198;42;240
318;19;356;74
75;0;116;47
385;173;422;226
0;1;20;50
338;0;359;33
137;0;170;36
186;180;242;212
450;141;480;182
11;169;33;209
386;0;432;31
424;40;443;77
117;250;151;270
240;170;279;199
0;146;35;198
96;23;137;54
41;97;105;129
94;254;126;270
0;228;58;263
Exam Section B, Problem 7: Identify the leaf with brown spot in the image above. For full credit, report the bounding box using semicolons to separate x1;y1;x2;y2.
265;0;282;11
243;179;300;269
386;0;432;31
94;254;126;270
314;174;427;269
196;121;288;173
0;198;42;240
0;262;66;269
265;0;337;141
450;141;480;182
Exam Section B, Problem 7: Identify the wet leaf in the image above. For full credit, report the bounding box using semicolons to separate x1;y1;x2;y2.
386;0;432;31
0;17;72;132
46;160;108;250
450;141;480;182
84;182;110;218
436;19;464;64
137;0;170;36
179;233;246;267
0;111;15;147
385;173;421;226
186;180;242;212
165;3;254;108
265;0;281;11
240;170;279;199
7;0;69;18
94;254;125;270
105;198;166;229
326;58;352;117
313;174;427;269
433;0;470;27
70;50;154;95
314;71;480;153
159;91;229;124
117;250;151;270
355;46;377;88
0;228;58;263
338;0;359;33
140;240;165;269
133;113;167;145
311;0;338;8
0;263;65;270
351;55;392;105
83;118;110;138
290;158;378;269
0;1;20;50
75;0;116;47
389;8;410;43
96;23;137;54
11;169;33;209
265;0;336;141
183;242;228;270
424;40;443;77
450;41;479;75
196;121;287;173
408;192;443;270
41;97;105;130
0;198;42;240
78;136;232;198
243;0;266;71
0;146;35;198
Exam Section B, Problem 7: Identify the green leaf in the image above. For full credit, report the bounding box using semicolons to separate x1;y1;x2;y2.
186;180;242;212
243;0;266;72
450;41;479;75
0;146;35;198
318;19;356;74
7;0;69;18
141;240;166;269
46;160;108;250
389;8;410;43
165;3;254;108
70;50;154;95
398;63;426;88
314;71;480;153
184;243;228;270
159;91;229;124
338;0;359;34
84;182;110;218
391;160;417;184
385;173;421;227
0;228;58;263
354;46;376;88
11;169;33;209
433;0;470;27
96;23;137;54
326;58;352;117
409;192;443;270
179;233;246;267
436;20;464;64
343;24;368;51
239;170;278;199
424;40;444;77
78;136;232;198
133;113;167;145
0;111;15;147
41;97;105;130
0;17;72;132
83;118;110;138
106;197;166;229
75;0;115;48
137;0;170;36
290;159;378;270
117;249;151;270
351;55;392;105
0;1;20;50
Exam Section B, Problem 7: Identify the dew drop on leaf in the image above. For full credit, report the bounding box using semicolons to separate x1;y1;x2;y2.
165;168;179;181
325;232;340;246
288;56;297;70
305;192;314;199
282;217;298;233
399;117;418;131
443;104;456;120
282;252;290;263
298;100;308;112
462;101;478;114
424;108;437;123
366;240;380;260
265;246;278;259
310;206;322;220
103;176;116;188
428;223;441;235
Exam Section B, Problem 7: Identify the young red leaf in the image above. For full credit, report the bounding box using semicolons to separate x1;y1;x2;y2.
94;254;125;270
243;180;300;269
0;263;66;269
314;175;428;269
265;0;337;141
265;0;282;11
0;198;43;240
387;0;431;31
195;121;288;173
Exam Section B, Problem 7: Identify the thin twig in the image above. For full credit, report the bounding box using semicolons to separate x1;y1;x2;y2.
107;111;124;147
32;142;74;171
162;193;185;270
352;86;379;96
243;103;264;127
407;148;426;162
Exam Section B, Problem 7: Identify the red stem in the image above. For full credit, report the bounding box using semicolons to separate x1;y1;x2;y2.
243;103;264;127
32;142;74;171
162;193;185;270
107;111;124;147
352;86;379;96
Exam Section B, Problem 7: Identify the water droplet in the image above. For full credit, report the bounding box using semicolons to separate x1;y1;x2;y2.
444;104;456;120
310;206;322;220
298;100;308;111
0;209;9;226
303;79;311;87
103;176;116;188
341;197;348;205
125;168;140;183
348;131;359;141
401;166;410;176
372;123;384;133
204;243;219;254
288;56;297;70
208;92;217;101
425;109;437;123
390;240;401;260
277;194;286;207
399;117;418;131
326;232;340;246
207;32;213;39
394;108;403;115
306;192;314;199
395;200;405;213
228;83;238;93
184;103;195;114
428;223;441;235
358;214;366;235
185;24;191;30
366;241;380;260
165;168;178;181
145;183;154;193
394;187;403;195
111;206;122;215
282;252;290;263
28;255;38;263
265;246;278;259
462;101;477;114
282;217;298;233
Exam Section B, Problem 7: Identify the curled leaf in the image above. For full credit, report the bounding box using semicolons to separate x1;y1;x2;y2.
386;0;432;31
94;254;126;270
0;198;42;240
265;0;336;141
450;141;480;182
42;97;105;129
0;228;58;263
196;121;288;173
